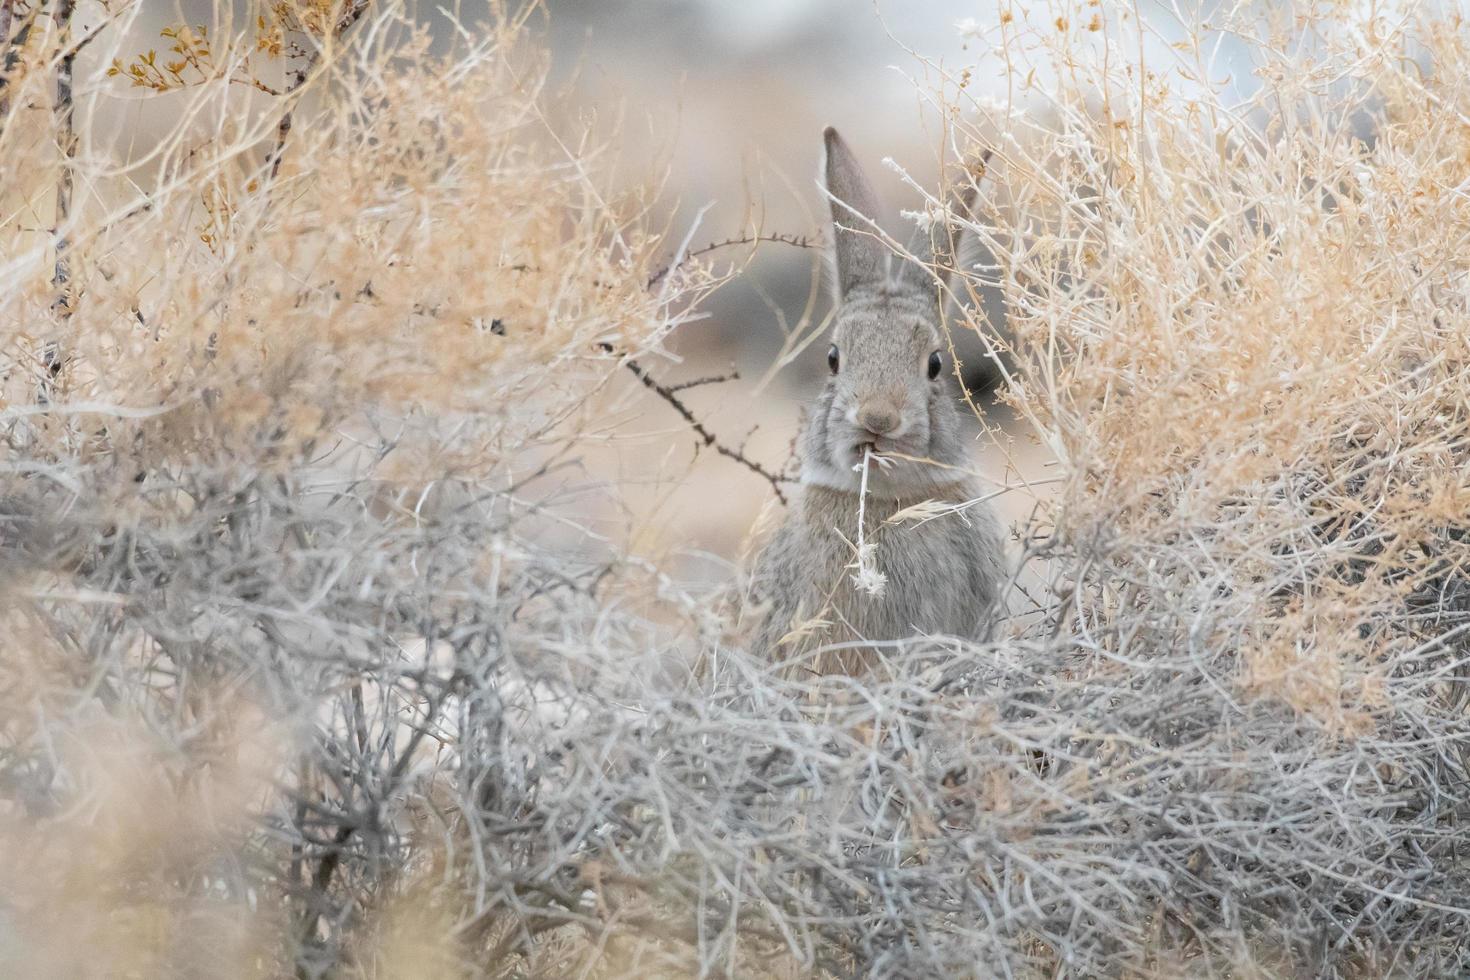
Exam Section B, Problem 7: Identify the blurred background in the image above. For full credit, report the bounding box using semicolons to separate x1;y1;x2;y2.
75;0;1034;570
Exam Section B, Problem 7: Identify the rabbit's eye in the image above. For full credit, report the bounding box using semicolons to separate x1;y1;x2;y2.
927;350;943;381
827;344;840;374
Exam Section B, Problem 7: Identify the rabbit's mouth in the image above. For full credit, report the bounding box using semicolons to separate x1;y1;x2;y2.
850;436;907;465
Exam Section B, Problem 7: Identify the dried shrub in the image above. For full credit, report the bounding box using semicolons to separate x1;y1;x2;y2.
2;1;1468;978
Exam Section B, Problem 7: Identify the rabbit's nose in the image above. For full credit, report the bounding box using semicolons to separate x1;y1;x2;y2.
858;407;900;436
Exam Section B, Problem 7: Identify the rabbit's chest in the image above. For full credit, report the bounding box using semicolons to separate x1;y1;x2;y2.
836;519;987;636
777;487;1003;646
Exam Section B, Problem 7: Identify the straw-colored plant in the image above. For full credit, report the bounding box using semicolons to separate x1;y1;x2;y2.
2;0;1468;977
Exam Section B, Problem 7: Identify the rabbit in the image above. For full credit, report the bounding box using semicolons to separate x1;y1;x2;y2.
748;128;1007;674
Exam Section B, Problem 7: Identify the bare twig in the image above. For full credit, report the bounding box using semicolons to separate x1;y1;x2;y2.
599;342;790;504
667;370;740;393
646;231;818;288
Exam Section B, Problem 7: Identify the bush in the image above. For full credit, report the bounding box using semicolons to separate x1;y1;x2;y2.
1;1;1467;977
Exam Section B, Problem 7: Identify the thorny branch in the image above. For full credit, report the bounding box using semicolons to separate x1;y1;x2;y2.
646;231;817;288
599;342;791;504
666;370;739;393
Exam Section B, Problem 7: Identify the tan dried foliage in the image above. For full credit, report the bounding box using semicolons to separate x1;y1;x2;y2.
5;0;1470;977
944;2;1470;731
1;0;717;974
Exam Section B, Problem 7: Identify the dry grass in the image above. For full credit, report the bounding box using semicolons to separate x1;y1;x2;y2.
936;1;1470;731
2;0;1469;977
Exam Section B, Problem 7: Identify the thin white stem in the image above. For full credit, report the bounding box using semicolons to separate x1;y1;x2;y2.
849;447;887;597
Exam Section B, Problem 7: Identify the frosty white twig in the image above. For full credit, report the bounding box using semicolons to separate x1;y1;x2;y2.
849;446;891;597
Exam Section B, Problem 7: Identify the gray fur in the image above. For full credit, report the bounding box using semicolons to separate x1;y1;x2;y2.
750;129;1007;671
823;126;888;296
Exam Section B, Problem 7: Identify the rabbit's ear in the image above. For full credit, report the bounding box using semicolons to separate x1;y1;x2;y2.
896;151;990;298
822;127;886;298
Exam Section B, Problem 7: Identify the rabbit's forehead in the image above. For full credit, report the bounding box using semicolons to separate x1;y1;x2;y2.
834;293;939;352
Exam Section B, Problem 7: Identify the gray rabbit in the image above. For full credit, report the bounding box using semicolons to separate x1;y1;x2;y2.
749;128;1006;673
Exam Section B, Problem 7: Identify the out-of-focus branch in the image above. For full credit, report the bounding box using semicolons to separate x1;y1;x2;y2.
293;684;445;978
0;2;12;105
267;0;372;182
40;0;76;404
51;0;75;284
0;0;28;122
